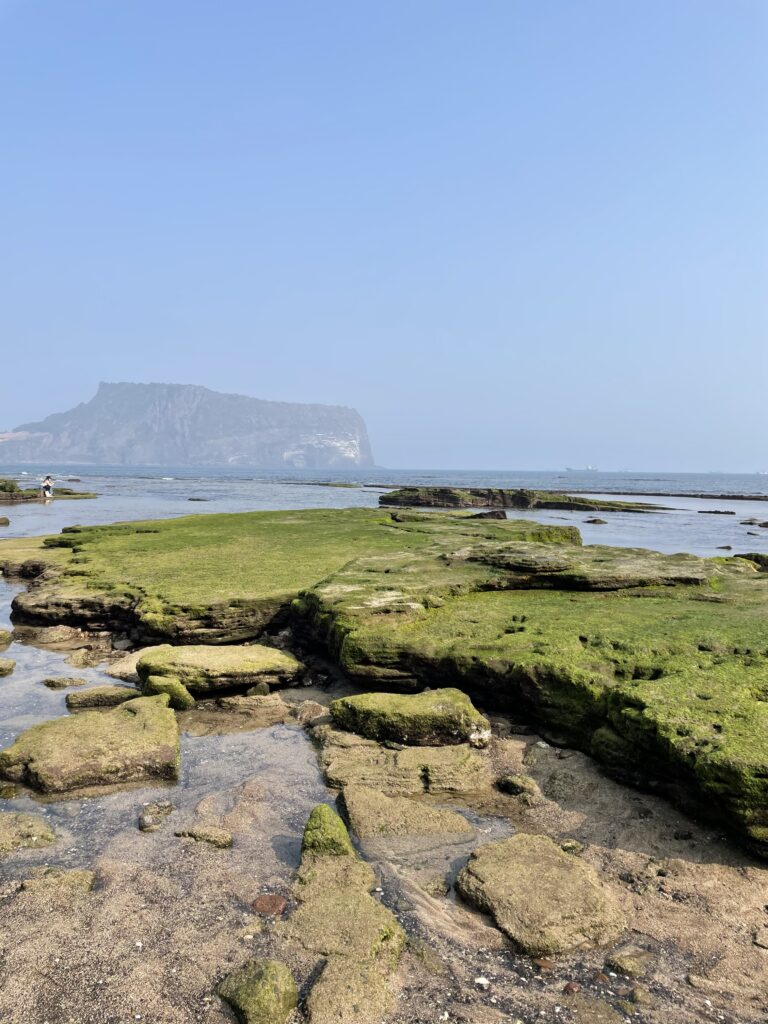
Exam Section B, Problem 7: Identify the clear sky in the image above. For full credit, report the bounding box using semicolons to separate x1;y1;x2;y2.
1;1;766;471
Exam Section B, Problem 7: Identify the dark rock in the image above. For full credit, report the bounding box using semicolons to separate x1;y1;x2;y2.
251;894;288;917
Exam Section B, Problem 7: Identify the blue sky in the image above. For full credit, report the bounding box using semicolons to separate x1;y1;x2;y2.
1;1;765;470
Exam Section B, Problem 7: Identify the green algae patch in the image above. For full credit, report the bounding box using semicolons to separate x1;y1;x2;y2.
0;695;179;793
21;867;95;893
0;658;15;677
341;784;473;839
143;674;195;709
137;643;302;694
0;629;10;650
301;803;356;857
0;812;56;855
217;959;298;1024
381;486;665;513
456;833;625;955
330;687;490;748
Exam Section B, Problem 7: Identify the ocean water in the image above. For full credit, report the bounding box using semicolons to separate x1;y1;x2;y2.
1;465;767;558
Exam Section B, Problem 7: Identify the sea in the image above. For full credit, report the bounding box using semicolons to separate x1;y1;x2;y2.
2;465;768;558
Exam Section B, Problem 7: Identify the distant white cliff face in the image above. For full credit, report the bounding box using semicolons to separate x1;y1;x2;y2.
2;382;375;469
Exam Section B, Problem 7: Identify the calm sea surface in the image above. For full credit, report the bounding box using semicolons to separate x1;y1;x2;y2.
1;465;768;558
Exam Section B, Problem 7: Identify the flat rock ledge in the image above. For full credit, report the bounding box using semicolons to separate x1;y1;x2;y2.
0;695;180;793
137;643;303;695
341;784;474;839
456;833;626;956
330;687;491;748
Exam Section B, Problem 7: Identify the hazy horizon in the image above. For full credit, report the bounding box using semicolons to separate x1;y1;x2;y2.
2;1;766;471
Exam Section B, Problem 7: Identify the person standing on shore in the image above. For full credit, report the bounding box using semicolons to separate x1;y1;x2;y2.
41;475;54;499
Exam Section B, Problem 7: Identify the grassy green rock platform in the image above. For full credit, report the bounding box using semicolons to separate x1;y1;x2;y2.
0;508;579;642
137;643;302;694
0;812;56;855
456;833;625;955
217;959;297;1024
330;688;490;747
0;695;179;793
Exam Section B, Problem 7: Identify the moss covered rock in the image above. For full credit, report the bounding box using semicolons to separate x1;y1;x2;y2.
341;784;473;839
136;643;303;694
0;811;56;854
316;726;491;796
456;833;625;955
217;959;298;1024
65;685;138;708
42;676;87;689
330;688;491;748
305;955;394;1024
175;825;233;848
302;803;356;857
143;674;195;710
0;658;15;677
0;695;179;793
0;629;10;650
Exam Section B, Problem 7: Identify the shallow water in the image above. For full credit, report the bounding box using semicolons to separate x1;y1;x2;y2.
2;466;768;558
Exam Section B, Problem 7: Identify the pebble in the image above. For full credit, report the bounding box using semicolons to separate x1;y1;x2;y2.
533;957;555;972
474;976;490;989
562;982;581;994
251;894;287;917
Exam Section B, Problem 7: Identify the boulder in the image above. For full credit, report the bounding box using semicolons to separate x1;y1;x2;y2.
0;658;15;677
316;726;490;795
456;833;625;955
217;959;298;1024
305;956;394;1024
341;784;473;839
330;688;491;747
65;685;139;708
301;803;355;857
0;811;56;854
42;676;87;689
0;516;9;526
137;643;303;694
496;773;543;806
143;674;195;710
0;695;180;793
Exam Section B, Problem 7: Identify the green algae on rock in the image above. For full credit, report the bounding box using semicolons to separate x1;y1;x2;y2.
330;687;491;747
136;644;303;694
301;803;356;857
0;629;10;650
341;784;473;839
217;959;298;1024
143;674;195;709
1;508;579;643
42;676;87;689
65;685;138;708
21;867;95;892
380;486;665;513
456;833;625;955
0;695;179;793
0;658;15;677
315;725;491;796
0;811;56;854
175;825;233;848
281;806;405;1024
296;536;768;856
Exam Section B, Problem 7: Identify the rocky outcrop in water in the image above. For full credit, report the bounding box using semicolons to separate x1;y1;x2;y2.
1;381;375;468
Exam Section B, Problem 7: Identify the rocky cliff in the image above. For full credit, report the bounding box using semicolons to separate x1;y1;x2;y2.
0;383;375;468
